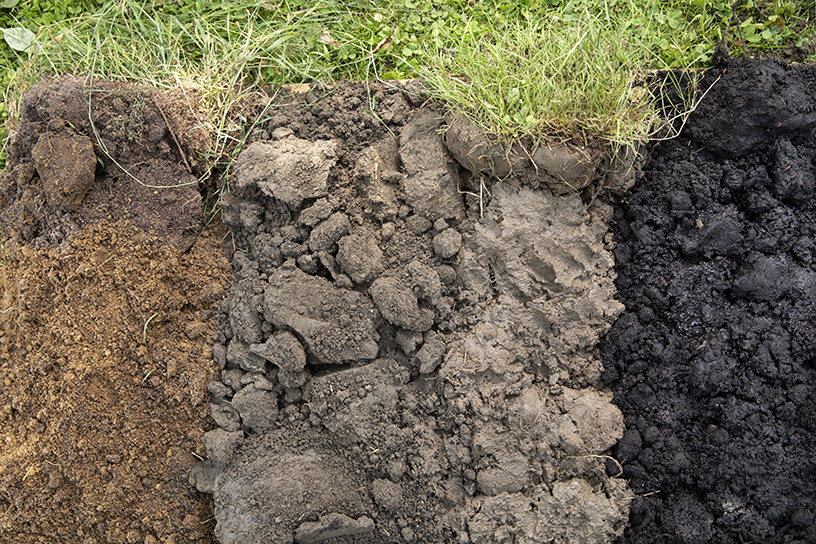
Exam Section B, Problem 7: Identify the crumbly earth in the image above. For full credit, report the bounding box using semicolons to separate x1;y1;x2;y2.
1;58;814;544
0;222;229;544
604;58;816;544
194;81;631;544
0;77;230;544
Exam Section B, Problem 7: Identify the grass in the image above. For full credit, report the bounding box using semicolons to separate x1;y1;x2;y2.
0;0;813;174
3;0;330;175
423;0;816;151
423;6;666;150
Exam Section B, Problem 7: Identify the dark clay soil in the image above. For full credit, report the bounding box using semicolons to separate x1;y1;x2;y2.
603;58;816;544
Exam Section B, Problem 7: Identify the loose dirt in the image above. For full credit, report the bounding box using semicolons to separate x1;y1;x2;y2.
0;77;230;544
604;58;816;544
0;58;813;544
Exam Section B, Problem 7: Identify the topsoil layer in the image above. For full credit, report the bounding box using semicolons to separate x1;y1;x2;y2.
0;77;230;544
0;57;813;544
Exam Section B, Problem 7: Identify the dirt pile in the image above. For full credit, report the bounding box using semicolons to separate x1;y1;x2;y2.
604;58;816;544
193;82;632;543
0;76;209;251
3;58;812;544
0;77;230;543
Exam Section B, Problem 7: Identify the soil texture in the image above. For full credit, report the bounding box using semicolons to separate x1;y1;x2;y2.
2;58;814;544
193;81;632;544
1;76;209;251
0;77;231;543
603;58;816;544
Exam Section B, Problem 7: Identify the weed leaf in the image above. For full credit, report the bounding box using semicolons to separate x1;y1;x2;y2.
3;26;36;52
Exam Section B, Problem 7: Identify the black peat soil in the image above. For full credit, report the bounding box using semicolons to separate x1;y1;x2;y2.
604;58;816;544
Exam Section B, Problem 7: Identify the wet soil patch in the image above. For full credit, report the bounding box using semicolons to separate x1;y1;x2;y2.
603;58;816;544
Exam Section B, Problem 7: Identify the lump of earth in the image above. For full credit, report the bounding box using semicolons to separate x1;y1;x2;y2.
443;113;516;178
415;331;446;374
230;383;278;433
308;211;350;252
432;227;462;259
336;231;383;284
476;451;529;495
264;266;380;364
303;358;409;444
210;401;241;432
294;513;374;544
468;479;631;544
232;136;337;208
680;205;744;258
31;129;96;211
370;276;434;332
226;340;267;373
212;430;371;544
371;478;404;511
228;281;263;345
686;58;816;158
771;137;815;205
250;330;307;371
353;138;402;222
529;142;598;192
399;109;465;222
444;113;626;195
406;260;442;304
298;197;333;227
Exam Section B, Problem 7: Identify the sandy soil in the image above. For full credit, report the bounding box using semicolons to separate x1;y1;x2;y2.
0;77;230;544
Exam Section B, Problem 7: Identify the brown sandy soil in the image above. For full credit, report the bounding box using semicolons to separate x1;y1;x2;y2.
0;77;231;544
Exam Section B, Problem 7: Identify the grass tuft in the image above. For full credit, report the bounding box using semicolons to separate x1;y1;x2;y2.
421;2;712;151
0;0;813;174
3;0;346;175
